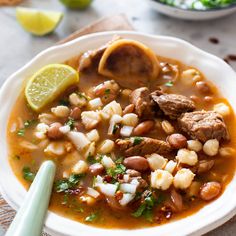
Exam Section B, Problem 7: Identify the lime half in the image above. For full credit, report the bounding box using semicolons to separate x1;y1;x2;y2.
59;0;92;9
25;64;79;111
16;7;63;36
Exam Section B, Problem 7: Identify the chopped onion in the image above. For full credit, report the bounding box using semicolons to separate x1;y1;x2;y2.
119;193;135;206
89;98;103;110
101;155;115;168
97;183;117;197
108;114;122;135
120;126;133;137
87;187;100;198
94;175;103;186
123;174;130;182
59;125;70;134
130;178;140;186
67;131;90;151
119;183;137;194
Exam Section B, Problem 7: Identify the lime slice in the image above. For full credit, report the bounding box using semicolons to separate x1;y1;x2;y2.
59;0;92;9
25;64;79;111
16;7;63;36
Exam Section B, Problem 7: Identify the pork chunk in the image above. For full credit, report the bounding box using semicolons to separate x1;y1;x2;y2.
129;87;155;119
151;92;195;119
116;137;172;156
178;111;229;142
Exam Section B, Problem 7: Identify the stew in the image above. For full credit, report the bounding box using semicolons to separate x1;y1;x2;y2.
7;37;236;229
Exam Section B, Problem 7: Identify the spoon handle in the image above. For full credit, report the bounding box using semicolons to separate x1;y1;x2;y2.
5;160;56;236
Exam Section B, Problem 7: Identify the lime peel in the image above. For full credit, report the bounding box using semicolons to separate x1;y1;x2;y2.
25;64;79;111
16;7;63;36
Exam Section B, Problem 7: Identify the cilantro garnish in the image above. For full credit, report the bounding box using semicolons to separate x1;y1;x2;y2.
132;191;157;222
59;99;70;106
133;137;143;145
106;163;126;178
65;118;75;130
17;129;25;136
112;124;119;134
22;166;35;182
164;81;174;87
55;173;84;193
17;119;37;137
104;89;110;95
85;212;99;222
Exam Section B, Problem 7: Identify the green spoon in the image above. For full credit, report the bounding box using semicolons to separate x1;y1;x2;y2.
5;160;56;236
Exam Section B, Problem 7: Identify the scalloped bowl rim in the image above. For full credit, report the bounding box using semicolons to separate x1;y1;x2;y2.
0;31;236;236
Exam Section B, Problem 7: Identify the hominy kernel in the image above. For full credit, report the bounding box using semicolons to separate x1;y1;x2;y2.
161;120;174;134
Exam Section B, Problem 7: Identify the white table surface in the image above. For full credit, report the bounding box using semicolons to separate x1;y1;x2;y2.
0;0;236;235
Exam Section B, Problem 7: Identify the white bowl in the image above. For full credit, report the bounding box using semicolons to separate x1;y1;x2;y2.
0;31;236;236
147;0;236;20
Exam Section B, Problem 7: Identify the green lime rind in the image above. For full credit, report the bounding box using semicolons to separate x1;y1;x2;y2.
25;64;79;111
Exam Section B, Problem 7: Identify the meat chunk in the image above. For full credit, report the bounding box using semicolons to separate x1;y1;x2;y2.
116;137;172;156
178;111;229;142
151;92;195;119
79;36;120;72
129;87;155;119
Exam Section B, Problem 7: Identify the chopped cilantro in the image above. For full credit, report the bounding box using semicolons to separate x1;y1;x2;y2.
24;119;36;128
87;155;97;164
59;99;70;106
131;191;156;222
61;194;69;205
143;208;153;222
132;203;146;217
133;137;143;145
78;92;89;100
164;81;174;87
115;157;124;164
106;163;126;178
22;167;35;182
85;212;99;222
17;129;25;136
112;124;119;134
104;89;110;95
17;119;37;137
55;174;84;193
66;118;75;130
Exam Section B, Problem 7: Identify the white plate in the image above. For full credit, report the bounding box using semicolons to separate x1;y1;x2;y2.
147;0;236;20
0;31;236;236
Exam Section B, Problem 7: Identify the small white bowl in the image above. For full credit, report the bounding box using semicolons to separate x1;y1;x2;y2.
147;0;236;20
0;31;236;236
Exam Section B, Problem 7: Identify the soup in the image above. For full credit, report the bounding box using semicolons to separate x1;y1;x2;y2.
7;37;236;229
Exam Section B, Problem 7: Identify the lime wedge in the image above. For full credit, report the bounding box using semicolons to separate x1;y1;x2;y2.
25;64;79;111
59;0;92;9
16;7;63;36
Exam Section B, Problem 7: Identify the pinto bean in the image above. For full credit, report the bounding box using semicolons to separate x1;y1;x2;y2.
200;182;221;201
170;188;183;212
167;133;187;149
196;81;211;94
190;95;200;103
70;107;81;120
197;160;215;174
204;96;213;103
47;122;63;139
123;156;149;172
133;120;154;136
88;163;104;176
123;104;135;115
